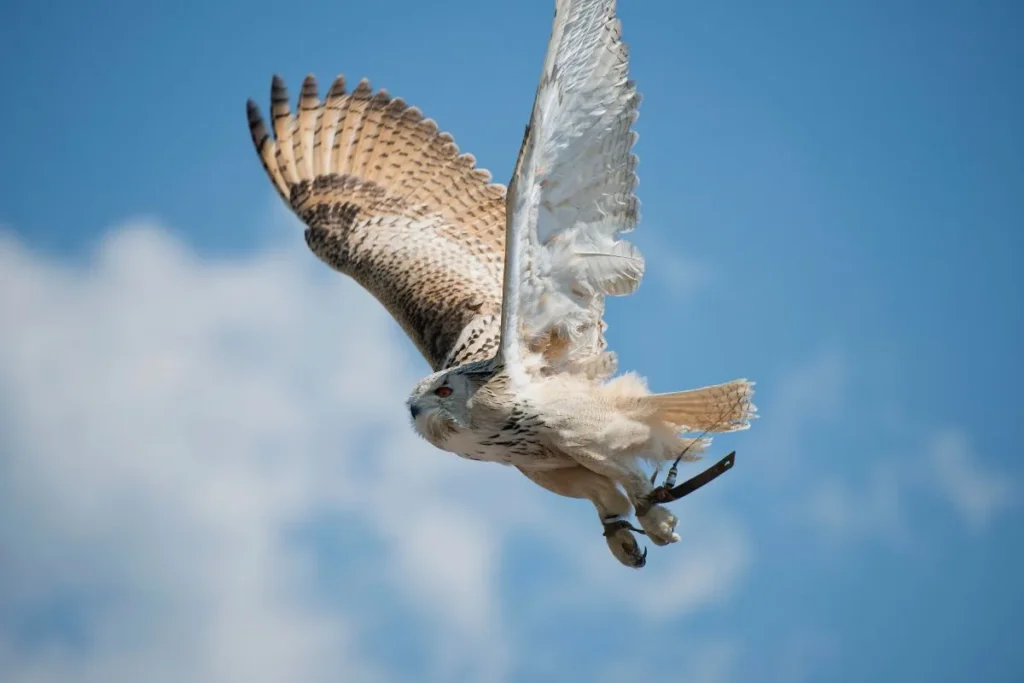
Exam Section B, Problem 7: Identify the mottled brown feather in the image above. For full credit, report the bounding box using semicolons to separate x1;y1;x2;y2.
246;74;508;370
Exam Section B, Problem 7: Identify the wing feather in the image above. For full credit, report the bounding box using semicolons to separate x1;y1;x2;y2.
294;75;320;179
270;75;300;186
500;0;643;379
247;75;507;370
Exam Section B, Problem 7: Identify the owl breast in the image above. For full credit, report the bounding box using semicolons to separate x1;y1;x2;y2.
433;369;576;469
442;427;571;469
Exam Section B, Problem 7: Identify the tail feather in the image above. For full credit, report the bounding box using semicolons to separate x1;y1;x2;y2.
647;379;757;433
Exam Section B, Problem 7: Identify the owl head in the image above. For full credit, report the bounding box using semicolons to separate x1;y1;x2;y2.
406;368;476;445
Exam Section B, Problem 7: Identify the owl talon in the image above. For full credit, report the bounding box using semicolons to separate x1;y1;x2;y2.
602;519;648;569
636;504;680;546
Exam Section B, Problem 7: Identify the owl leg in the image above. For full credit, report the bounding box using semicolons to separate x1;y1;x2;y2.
564;450;682;548
516;465;648;569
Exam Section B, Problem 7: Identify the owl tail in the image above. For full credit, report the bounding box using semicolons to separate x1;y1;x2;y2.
647;379;757;434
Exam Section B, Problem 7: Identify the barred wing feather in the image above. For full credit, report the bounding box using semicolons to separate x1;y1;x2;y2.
246;75;508;371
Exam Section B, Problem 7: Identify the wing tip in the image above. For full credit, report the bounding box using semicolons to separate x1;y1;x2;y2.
353;77;373;98
246;69;506;231
270;74;289;101
327;74;347;98
245;98;261;119
300;74;319;105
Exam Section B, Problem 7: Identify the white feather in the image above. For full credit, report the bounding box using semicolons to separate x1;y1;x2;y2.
499;0;643;378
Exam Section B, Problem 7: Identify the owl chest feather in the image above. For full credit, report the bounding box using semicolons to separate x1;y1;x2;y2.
440;375;571;469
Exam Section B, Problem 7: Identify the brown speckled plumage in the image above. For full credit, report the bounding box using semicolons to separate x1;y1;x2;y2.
247;74;507;371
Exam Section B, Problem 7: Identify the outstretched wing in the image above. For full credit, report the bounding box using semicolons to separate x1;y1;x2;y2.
247;75;509;371
499;0;642;379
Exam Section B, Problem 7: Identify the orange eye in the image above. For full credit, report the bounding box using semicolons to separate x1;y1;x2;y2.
434;386;453;398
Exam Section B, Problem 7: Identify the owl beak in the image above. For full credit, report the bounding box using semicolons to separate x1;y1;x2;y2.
409;403;422;420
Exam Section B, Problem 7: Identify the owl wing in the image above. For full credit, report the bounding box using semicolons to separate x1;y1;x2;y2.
247;75;508;371
498;0;642;379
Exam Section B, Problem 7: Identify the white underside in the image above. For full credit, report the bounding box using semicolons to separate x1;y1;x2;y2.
445;428;576;470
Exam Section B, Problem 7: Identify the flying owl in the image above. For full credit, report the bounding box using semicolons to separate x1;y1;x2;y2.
245;0;756;568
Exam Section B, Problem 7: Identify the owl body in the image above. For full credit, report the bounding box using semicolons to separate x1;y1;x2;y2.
410;362;707;474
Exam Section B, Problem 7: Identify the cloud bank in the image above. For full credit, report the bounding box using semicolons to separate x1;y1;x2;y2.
0;221;751;683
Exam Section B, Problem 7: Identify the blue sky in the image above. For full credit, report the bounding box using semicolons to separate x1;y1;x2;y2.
0;1;1021;682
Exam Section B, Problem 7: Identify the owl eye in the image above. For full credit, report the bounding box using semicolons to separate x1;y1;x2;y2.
434;386;453;398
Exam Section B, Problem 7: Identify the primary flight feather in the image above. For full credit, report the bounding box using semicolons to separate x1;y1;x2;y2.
246;0;756;569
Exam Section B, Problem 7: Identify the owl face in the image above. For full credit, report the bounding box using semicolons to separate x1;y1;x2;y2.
407;370;473;444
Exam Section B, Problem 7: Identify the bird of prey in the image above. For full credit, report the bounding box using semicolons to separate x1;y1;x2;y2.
246;0;756;568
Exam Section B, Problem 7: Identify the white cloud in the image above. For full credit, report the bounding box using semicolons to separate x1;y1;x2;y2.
806;464;909;548
627;514;750;618
0;220;751;683
680;641;738;683
770;629;840;683
596;639;738;683
926;428;1015;532
636;232;717;299
750;349;848;481
0;222;502;683
754;349;1013;548
515;501;751;625
801;425;1014;547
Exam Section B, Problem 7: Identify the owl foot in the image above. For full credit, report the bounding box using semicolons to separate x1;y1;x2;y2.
637;504;680;546
602;518;648;569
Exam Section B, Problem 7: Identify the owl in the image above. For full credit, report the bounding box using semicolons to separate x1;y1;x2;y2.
246;0;756;568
